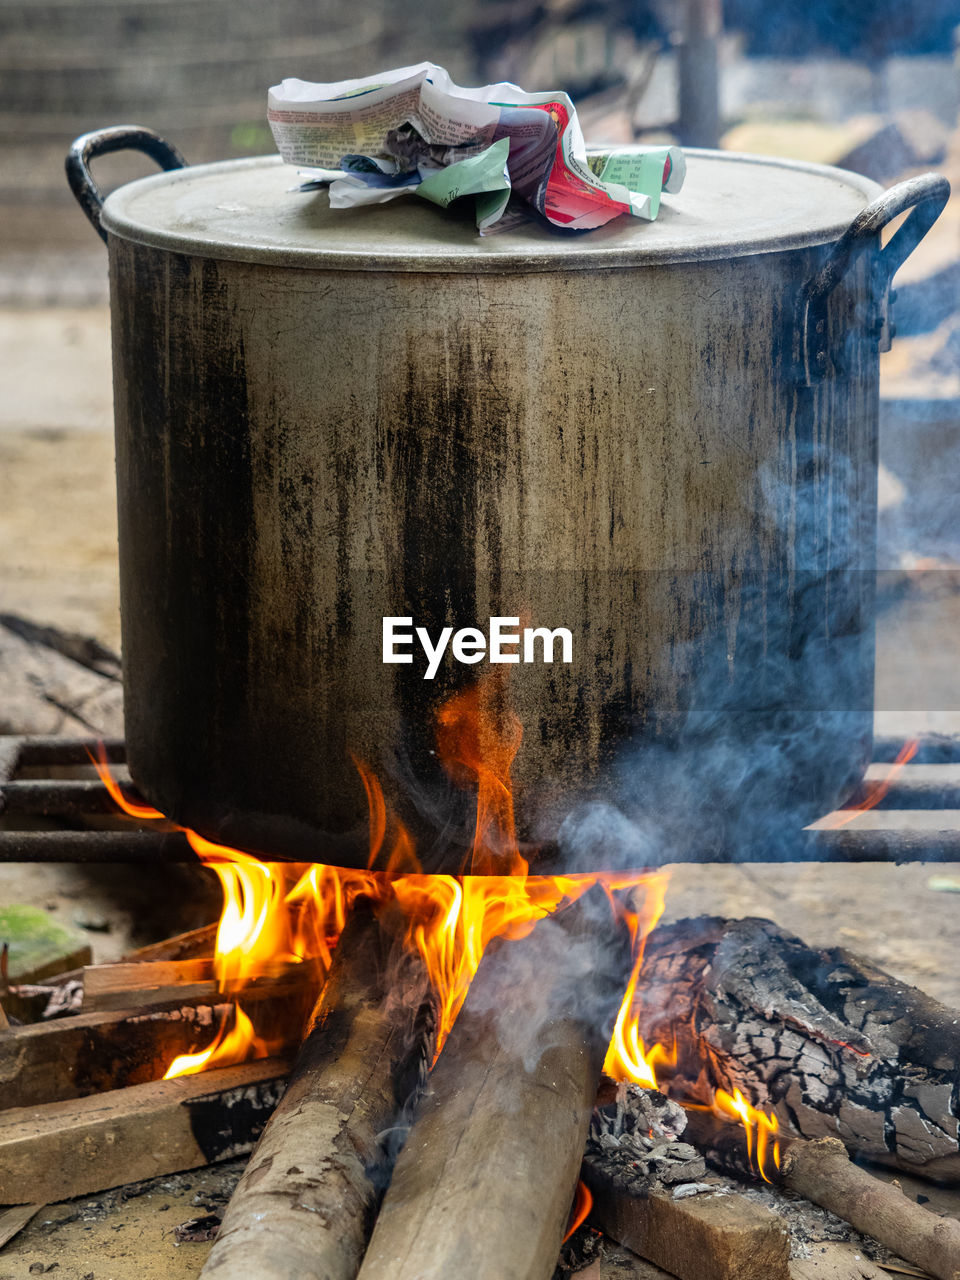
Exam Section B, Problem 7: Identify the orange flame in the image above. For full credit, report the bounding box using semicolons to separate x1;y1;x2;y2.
89;744;165;821
434;677;525;875
823;739;918;829
563;1180;593;1242
91;684;659;1096
714;1087;781;1183
164;1003;273;1079
602;874;671;1087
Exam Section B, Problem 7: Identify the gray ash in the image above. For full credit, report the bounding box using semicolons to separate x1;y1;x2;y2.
585;1082;706;1194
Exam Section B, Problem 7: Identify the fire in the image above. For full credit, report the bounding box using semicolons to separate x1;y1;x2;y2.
163;1003;273;1079
93;674;779;1187
602;873;671;1087
714;1087;781;1183
563;1180;593;1242
89;741;165;821
822;738;919;829
600;872;782;1183
434;677;525;875
90;682;647;1075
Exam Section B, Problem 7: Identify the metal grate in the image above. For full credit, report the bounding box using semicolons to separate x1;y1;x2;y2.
0;736;193;862
2;733;960;863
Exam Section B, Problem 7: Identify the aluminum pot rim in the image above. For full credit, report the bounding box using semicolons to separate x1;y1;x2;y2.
100;148;883;275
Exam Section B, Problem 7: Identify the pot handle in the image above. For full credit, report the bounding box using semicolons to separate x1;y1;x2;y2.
66;125;188;244
801;171;950;384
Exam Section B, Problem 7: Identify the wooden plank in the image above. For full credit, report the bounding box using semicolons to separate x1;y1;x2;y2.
21;921;218;995
0;1203;43;1248
81;963;310;1013
788;1243;893;1279
0;989;308;1109
82;957;214;1010
585;1168;790;1280
0;1057;288;1203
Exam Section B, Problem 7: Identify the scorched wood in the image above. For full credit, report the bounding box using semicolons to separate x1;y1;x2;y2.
0;992;305;1109
200;905;433;1280
632;916;960;1178
582;1082;789;1280
585;1175;790;1280
356;884;631;1280
0;1058;287;1203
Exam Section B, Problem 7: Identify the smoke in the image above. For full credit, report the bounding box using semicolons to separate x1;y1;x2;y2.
443;885;631;1080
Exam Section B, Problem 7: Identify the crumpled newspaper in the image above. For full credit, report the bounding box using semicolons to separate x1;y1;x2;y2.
267;61;685;235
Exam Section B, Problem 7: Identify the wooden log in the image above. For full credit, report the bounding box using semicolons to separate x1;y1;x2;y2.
782;1137;960;1280
357;884;631;1280
584;1172;790;1280
0;989;308;1109
632;917;960;1179
681;1110;960;1280
200;905;433;1280
0;1058;288;1203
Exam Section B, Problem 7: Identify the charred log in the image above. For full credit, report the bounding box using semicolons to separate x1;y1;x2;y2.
633;916;960;1179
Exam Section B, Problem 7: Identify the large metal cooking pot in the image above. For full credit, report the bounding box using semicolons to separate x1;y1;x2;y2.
67;127;948;871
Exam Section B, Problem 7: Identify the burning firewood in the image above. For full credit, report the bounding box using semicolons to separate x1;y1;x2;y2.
0;990;306;1109
199;903;433;1280
630;916;960;1180
356;884;631;1280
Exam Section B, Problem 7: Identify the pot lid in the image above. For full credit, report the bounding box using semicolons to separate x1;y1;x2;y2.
100;149;881;273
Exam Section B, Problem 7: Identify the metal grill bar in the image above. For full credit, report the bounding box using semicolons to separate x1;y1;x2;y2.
3;734;960;864
0;830;196;861
1;780;138;816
